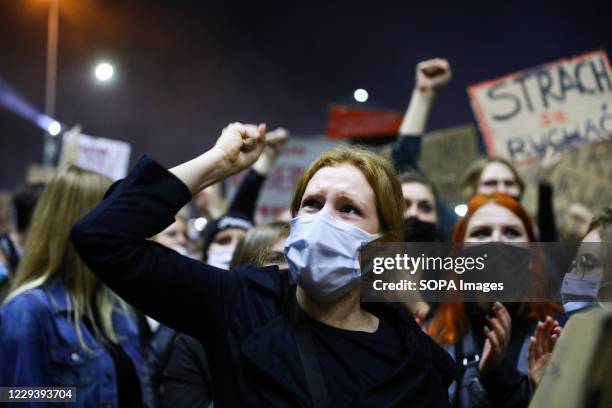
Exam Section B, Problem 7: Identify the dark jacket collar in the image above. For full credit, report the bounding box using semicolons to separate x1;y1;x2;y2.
242;264;284;297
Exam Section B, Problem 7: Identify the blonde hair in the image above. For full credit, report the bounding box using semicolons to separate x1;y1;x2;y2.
289;146;404;242
229;221;289;269
5;166;124;351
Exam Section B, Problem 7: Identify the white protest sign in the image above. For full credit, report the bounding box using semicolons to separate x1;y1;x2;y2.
59;127;131;181
225;136;343;222
468;50;612;162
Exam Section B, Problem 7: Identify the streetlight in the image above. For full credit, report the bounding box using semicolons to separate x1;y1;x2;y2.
353;88;369;103
47;120;62;136
42;0;59;166
94;62;115;82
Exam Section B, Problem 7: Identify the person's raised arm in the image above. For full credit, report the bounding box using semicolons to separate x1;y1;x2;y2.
393;59;451;173
70;123;266;340
170;123;266;193
398;58;451;136
228;127;288;217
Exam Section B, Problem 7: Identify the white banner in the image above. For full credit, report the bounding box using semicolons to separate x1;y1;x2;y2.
59;128;131;181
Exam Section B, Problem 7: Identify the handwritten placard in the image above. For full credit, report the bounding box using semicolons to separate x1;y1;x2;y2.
468;50;612;162
59;128;131;181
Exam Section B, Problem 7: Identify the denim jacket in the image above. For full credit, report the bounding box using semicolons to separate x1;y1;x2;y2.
0;280;145;407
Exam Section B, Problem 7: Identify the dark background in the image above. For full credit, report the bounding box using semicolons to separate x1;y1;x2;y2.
1;0;610;189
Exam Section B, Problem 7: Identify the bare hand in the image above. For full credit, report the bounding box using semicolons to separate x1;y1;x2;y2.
416;58;452;92
536;146;562;183
214;122;266;173
252;127;289;175
479;302;512;377
528;316;562;389
265;127;289;155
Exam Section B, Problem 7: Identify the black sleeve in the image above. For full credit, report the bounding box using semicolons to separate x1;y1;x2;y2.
479;358;531;408
161;334;213;408
537;182;559;242
227;169;266;218
390;135;423;174
70;156;242;340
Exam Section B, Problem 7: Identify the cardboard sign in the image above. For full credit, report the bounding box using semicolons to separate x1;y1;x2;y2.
518;136;612;239
468;50;612;162
59;127;132;181
225;137;343;222
326;106;403;139
418;124;481;206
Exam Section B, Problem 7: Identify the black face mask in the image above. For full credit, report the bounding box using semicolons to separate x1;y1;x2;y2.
404;217;438;242
460;242;532;303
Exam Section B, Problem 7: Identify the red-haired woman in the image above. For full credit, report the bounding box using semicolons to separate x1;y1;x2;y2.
428;193;563;407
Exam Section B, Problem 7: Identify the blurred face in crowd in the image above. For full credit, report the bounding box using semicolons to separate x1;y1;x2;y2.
478;162;521;198
464;202;528;243
154;219;187;252
564;228;610;306
298;164;380;235
207;228;246;256
264;236;289;270
574;229;603;280
582;228;612;309
402;182;437;224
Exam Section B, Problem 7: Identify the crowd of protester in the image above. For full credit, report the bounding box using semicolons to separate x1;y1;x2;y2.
0;58;610;408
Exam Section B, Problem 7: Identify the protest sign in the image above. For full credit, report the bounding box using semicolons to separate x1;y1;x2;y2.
418;124;481;206
59;127;132;181
225;136;343;222
518;136;612;239
326;105;403;139
468;50;612;162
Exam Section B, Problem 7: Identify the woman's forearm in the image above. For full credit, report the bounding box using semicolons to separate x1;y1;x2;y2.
169;148;232;196
398;88;436;136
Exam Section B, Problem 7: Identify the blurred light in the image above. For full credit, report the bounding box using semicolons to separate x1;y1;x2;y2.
353;88;368;103
455;204;468;217
95;63;114;81
194;217;208;232
48;120;61;136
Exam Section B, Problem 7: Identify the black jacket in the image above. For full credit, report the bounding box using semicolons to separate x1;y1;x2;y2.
70;156;459;407
162;334;213;408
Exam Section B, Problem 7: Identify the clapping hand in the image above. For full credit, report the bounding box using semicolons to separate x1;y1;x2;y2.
478;302;512;377
528;316;562;389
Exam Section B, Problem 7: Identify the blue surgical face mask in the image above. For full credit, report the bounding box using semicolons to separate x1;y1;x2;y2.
561;260;603;302
284;212;380;303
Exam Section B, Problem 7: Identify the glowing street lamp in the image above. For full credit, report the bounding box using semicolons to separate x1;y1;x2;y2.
353;88;369;103
94;62;115;82
47;120;62;136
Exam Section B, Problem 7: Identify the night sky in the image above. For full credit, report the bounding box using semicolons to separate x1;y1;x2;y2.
1;0;610;189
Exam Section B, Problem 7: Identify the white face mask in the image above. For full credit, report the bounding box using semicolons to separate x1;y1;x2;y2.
169;244;190;257
561;262;603;302
284;212;380;303
207;245;236;270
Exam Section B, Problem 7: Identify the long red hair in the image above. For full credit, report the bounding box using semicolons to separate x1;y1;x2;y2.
428;193;562;345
